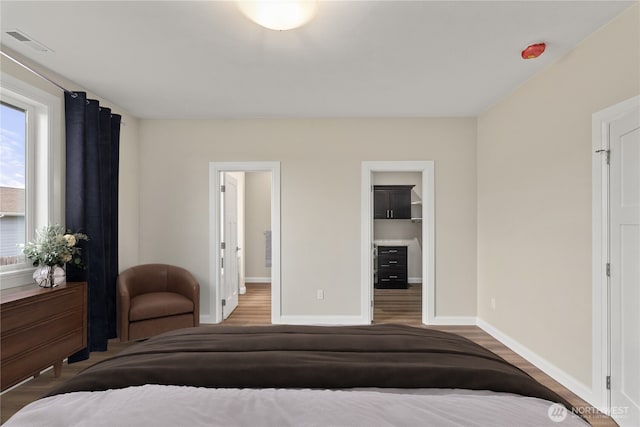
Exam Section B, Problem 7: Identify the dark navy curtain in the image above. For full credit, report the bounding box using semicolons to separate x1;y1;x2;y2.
65;92;121;362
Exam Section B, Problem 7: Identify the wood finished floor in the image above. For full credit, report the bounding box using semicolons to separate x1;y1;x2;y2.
1;283;617;426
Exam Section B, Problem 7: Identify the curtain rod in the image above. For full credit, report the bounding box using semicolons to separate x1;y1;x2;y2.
1;50;78;98
1;50;125;125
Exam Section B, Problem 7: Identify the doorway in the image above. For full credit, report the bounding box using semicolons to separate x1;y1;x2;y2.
210;162;281;324
371;172;423;324
361;161;435;324
592;96;640;426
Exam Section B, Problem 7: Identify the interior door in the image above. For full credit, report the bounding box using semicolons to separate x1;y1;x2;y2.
609;106;640;427
371;183;376;321
222;173;240;319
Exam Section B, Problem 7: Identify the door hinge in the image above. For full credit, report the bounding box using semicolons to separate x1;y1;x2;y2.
606;376;611;390
221;184;226;192
606;263;611;277
595;149;610;165
221;257;224;268
222;299;226;307
221;242;226;249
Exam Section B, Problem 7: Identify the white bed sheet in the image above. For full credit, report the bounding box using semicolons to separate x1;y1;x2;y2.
5;385;589;427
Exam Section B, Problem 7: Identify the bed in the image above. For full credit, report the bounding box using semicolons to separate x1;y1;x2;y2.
5;324;588;426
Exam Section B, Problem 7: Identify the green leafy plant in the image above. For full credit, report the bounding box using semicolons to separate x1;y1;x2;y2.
21;224;88;267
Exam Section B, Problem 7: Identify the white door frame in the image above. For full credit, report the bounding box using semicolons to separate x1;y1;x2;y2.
592;95;640;412
210;162;281;324
361;161;435;324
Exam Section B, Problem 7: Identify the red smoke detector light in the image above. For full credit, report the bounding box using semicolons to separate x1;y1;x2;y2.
521;43;546;60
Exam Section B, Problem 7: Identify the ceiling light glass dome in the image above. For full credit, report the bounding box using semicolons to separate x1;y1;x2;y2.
237;0;318;31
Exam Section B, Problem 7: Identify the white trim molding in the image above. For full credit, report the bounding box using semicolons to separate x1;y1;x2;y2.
430;316;477;326
244;277;272;284
361;161;435;324
209;162;281;324
277;315;368;326
0;72;62;290
199;315;216;325
276;314;476;327
477;318;594;404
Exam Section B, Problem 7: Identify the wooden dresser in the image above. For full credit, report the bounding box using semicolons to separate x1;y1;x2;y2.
0;281;87;391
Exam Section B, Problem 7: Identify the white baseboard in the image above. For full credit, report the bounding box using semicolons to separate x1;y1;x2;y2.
277;315;368;325
476;318;595;406
277;315;476;326
199;315;217;325
429;316;477;325
245;277;271;283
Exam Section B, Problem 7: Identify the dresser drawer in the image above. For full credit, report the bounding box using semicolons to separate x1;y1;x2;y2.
1;287;84;332
1;309;84;360
377;277;408;289
378;272;407;281
378;256;407;268
1;330;84;389
378;246;407;256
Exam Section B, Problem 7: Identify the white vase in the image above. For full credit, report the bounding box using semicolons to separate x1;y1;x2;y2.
33;265;66;288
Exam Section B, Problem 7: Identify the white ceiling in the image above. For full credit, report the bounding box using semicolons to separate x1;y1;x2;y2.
0;1;635;119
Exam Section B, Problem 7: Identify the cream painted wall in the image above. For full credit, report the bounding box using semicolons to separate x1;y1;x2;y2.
245;172;271;281
0;47;140;274
138;118;477;318
477;4;639;388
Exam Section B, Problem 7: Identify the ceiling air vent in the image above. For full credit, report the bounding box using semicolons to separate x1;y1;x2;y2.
5;29;52;53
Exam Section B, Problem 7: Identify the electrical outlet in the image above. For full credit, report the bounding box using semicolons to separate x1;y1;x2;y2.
491;297;496;310
316;289;324;300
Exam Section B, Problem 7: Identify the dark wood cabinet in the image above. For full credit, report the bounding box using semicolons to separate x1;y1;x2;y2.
374;185;413;219
376;246;408;289
0;281;87;391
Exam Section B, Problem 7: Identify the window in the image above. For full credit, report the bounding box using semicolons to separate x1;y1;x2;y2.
0;73;62;289
1;102;27;267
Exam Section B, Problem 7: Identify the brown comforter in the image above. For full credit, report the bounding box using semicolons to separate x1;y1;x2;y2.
47;324;572;408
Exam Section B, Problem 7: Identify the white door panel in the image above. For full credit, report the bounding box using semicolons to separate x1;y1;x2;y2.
222;174;239;319
609;108;640;427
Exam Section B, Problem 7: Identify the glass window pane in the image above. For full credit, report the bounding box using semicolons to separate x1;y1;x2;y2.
0;102;27;266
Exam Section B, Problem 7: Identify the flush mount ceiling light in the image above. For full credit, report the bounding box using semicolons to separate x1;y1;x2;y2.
237;0;318;31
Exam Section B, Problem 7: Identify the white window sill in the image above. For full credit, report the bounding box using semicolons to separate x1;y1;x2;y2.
0;266;36;290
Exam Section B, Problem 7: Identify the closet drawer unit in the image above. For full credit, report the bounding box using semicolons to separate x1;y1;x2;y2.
376;246;408;289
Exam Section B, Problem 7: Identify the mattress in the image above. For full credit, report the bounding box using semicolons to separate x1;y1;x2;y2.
6;385;588;427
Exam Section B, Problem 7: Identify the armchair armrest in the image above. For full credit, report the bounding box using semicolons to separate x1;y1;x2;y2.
117;275;132;341
167;266;200;325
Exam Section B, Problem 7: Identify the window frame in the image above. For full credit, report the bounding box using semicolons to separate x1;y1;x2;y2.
0;73;62;289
